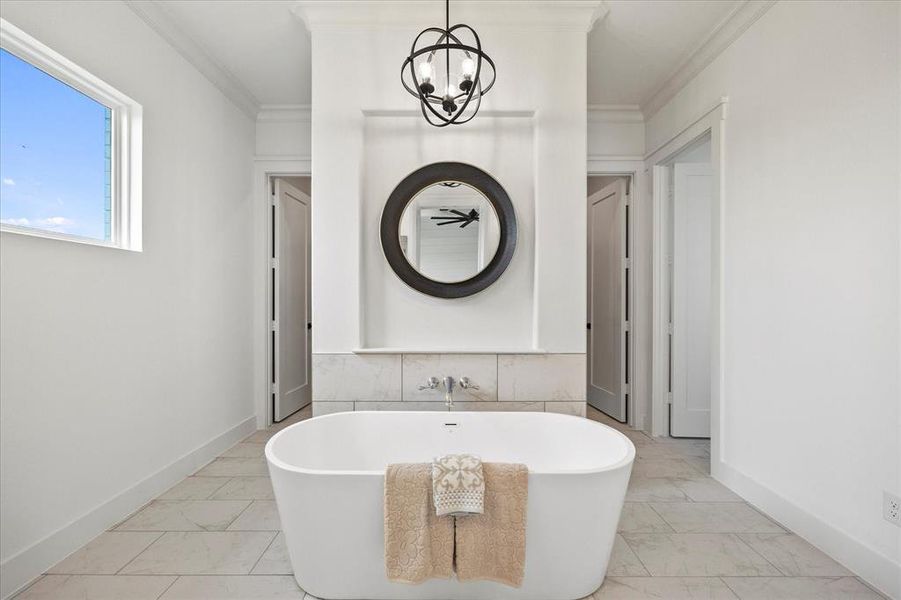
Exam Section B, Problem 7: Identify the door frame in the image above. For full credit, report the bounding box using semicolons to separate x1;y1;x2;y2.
648;98;727;475
587;159;644;431
253;159;311;428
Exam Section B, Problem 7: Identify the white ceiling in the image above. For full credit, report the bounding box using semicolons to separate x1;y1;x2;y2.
156;0;312;106
588;0;741;106
143;0;743;112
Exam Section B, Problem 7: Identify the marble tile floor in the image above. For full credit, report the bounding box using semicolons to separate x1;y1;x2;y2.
14;404;885;599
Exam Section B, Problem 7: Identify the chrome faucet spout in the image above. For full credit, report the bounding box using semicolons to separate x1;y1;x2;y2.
443;376;456;409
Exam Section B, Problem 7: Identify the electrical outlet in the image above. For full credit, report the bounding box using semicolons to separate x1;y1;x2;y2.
885;491;901;527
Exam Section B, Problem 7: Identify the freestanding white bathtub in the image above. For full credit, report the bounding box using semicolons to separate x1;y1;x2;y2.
265;411;635;600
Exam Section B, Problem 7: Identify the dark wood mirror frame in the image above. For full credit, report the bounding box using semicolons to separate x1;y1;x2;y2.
380;162;517;298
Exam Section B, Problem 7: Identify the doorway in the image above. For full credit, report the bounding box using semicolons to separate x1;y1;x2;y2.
662;135;713;438
270;176;312;422
586;175;632;423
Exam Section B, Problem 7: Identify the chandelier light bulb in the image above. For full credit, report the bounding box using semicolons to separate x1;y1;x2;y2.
461;58;475;79
442;83;459;114
459;58;475;91
419;61;433;83
418;60;435;95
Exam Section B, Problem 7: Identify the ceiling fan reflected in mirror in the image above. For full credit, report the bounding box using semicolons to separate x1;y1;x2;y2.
400;0;496;127
431;208;480;228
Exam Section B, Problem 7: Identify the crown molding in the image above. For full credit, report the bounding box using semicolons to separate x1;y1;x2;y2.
257;104;312;122
588;104;643;123
640;0;776;120
293;1;607;33
124;0;259;118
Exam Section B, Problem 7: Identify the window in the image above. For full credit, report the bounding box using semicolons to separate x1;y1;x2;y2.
0;19;142;250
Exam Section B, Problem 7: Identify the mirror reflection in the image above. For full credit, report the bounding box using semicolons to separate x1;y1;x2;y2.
398;181;501;283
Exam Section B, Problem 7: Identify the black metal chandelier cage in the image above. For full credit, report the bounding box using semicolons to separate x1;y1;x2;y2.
401;0;496;127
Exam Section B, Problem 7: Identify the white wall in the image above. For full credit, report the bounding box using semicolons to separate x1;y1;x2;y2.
645;1;900;595
361;116;535;349
304;8;595;354
587;107;644;159
256;112;310;158
0;2;256;597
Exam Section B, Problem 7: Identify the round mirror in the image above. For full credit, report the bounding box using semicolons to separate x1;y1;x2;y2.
397;181;501;283
381;162;516;298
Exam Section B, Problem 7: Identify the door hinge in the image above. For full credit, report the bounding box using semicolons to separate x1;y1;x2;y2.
666;392;673;405
271;321;277;332
624;195;631;207
624;257;632;269
623;383;632;394
270;257;278;269
270;382;278;394
624;321;631;332
667;322;674;335
667;254;673;266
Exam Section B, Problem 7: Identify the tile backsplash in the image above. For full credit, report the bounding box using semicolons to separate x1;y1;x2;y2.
312;353;586;417
311;354;401;402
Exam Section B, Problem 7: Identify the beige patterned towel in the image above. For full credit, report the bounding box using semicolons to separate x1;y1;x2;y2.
455;463;529;588
432;454;485;516
384;463;454;584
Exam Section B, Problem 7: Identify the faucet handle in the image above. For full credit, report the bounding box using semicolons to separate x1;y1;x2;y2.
419;376;440;391
459;377;479;390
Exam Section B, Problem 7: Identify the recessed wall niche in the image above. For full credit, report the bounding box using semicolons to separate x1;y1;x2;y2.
362;114;535;350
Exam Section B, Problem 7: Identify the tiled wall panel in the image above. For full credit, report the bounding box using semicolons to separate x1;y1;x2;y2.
313;353;586;417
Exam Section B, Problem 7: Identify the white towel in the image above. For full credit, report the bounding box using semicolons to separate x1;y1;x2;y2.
431;454;485;516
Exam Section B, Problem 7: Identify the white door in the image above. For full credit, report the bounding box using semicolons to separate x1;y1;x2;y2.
273;179;311;422
671;163;713;437
587;179;629;422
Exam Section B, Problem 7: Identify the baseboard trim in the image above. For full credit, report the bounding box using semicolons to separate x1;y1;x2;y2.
715;461;900;599
0;416;258;600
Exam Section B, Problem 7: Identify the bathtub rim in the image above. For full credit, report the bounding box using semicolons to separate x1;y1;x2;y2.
265;410;636;477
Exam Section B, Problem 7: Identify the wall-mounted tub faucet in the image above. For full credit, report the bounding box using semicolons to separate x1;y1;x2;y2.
419;376;477;409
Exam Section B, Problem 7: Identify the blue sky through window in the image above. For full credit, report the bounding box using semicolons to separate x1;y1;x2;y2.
0;48;111;240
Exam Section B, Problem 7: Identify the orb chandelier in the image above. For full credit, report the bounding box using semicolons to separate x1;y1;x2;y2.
401;0;496;127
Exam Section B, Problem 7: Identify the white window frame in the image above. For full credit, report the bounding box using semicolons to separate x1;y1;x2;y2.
0;18;142;251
